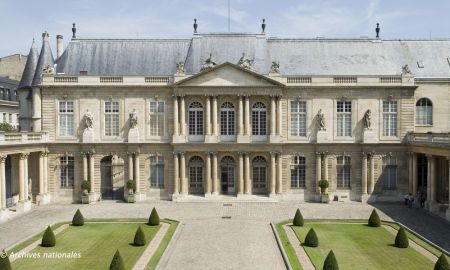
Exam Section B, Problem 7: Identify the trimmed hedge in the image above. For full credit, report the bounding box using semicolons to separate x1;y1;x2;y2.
304;228;319;247
435;254;450;270
394;227;409;248
323;250;339;270
109;250;125;270
41;226;56;247
293;209;304;227
133;226;146;246
368;209;381;227
72;209;85;226
0;250;12;270
148;207;160;226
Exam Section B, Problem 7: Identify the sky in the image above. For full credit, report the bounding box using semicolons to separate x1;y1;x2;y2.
1;0;450;56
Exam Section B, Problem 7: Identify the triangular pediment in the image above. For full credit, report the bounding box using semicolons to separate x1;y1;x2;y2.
175;62;283;87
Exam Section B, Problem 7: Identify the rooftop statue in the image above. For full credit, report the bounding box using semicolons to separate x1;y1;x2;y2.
317;109;326;131
176;61;185;75
129;109;138;129
200;54;217;71
42;64;55;75
402;64;412;75
270;61;280;74
363;109;372;130
237;53;254;70
84;110;94;129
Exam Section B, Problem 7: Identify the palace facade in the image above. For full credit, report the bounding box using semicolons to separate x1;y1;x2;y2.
1;26;450;221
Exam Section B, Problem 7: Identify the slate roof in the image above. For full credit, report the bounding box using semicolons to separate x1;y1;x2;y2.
48;33;450;78
32;32;54;86
18;39;39;89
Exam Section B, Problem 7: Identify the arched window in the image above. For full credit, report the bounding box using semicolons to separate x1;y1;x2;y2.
416;98;432;125
290;156;306;188
252;156;267;189
336;156;351;188
188;102;204;135
220;102;235;136
252;102;267;136
189;156;204;193
381;156;397;190
220;156;236;193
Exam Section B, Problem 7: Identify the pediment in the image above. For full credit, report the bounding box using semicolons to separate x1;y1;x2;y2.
175;62;283;87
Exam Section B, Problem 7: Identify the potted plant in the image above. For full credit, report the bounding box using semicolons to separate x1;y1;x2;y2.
318;179;330;203
126;180;136;203
81;180;91;204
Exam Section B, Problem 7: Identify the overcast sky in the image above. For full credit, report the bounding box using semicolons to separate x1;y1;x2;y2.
1;0;450;56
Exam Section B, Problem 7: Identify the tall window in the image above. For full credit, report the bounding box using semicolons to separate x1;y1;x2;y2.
60;156;74;188
416;98;432;125
382;156;397;189
336;156;351;188
105;101;119;136
59;101;74;136
290;101;306;137
189;156;203;193
149;101;165;136
252;102;267;136
337;101;352;136
149;155;164;188
290;156;306;188
220;102;235;136
252;156;267;188
383;101;397;136
188;102;203;135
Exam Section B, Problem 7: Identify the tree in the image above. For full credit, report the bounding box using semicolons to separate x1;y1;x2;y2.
368;209;381;227
304;228;319;247
109;250;125;270
148;207;160;226
434;254;450;270
41;226;56;247
323;250;339;270
72;209;85;226
293;209;304;227
394;227;409;248
133;226;146;246
0;249;11;270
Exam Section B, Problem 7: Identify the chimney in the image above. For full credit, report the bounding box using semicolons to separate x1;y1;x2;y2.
56;35;64;58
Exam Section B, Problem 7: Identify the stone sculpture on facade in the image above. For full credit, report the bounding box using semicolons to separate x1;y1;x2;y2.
402;64;412;75
84;110;94;129
270;61;280;74
176;61;185;75
317;109;326;131
82;110;94;143
363;109;372;130
128;109;140;142
237;53;254;70
200;54;217;71
42;64;55;75
129;109;138;129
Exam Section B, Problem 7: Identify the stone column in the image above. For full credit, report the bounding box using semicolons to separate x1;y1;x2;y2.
0;155;6;209
205;153;211;195
361;153;368;195
173;153;179;195
244;96;250;135
206;96;211;135
238;153;244;195
128;153;133;181
134;154;140;193
244;153;251;194
270;97;276;136
212;96;218;136
408;152;413;194
429;155;436;202
83;153;88;181
180;96;186;135
277;153;282;194
180;153;187;194
270;152;276;195
24;153;29;200
315;152;321;193
323;154;329;180
368;154;375;194
39;152;44;194
212;153;218;195
238;96;244;136
413;154;418;196
173;96;179;136
277;97;282;136
43;152;48;193
19;153;25;201
89;153;95;194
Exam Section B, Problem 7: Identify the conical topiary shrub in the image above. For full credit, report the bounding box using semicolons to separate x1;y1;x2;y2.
304;228;319;247
41;226;56;247
323;250;339;270
435;254;450;270
148;207;160;226
0;250;12;270
72;209;85;226
293;209;304;227
394;227;409;248
133;226;146;246
368;209;381;227
109;249;125;270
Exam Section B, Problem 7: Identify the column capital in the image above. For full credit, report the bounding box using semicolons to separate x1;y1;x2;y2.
446;156;450;161
20;152;30;159
425;154;434;159
0;154;7;163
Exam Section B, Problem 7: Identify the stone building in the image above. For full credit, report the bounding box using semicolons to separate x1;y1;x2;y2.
0;54;27;81
0;25;449;221
0;76;19;129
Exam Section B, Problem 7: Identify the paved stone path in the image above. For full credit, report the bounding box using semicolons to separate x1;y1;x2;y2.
133;222;169;270
283;224;315;270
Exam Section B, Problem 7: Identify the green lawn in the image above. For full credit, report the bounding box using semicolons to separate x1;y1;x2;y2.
275;221;303;270
145;220;179;270
290;223;435;270
11;222;161;270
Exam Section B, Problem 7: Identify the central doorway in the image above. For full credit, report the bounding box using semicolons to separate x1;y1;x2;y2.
220;156;235;194
100;155;124;200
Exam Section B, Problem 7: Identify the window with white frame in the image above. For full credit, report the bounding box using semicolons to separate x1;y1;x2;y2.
337;101;352;136
105;101;119;136
382;156;397;189
383;100;397;136
415;98;432;125
60;156;74;188
290;101;306;137
188;102;203;135
336;156;351;188
59;101;74;136
149;101;165;136
290;156;306;188
252;102;267;136
149;155;164;188
220;102;235;136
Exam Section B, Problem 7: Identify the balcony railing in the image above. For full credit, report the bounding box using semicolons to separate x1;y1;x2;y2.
407;132;450;145
0;132;48;145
